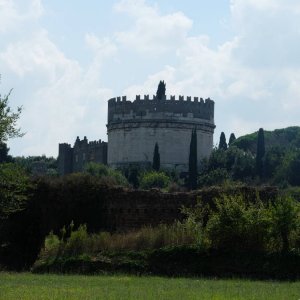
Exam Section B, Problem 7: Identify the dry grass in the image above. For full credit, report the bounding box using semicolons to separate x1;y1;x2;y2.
39;219;201;260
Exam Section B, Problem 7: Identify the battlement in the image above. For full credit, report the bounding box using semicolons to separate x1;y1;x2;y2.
108;95;214;124
74;136;107;148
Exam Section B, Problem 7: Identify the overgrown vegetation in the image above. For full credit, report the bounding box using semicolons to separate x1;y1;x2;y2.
30;192;300;278
198;127;300;189
84;162;129;187
139;171;170;189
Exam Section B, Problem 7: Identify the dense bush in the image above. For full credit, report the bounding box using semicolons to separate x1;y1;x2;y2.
139;171;170;189
0;163;30;220
205;195;271;252
84;162;129;187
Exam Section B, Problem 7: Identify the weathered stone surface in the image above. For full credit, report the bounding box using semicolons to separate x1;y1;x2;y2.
97;186;278;231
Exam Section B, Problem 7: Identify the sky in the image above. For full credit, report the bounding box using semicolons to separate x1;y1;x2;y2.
1;0;300;157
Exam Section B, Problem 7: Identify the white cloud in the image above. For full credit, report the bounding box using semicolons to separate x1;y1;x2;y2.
114;0;192;54
3;0;300;156
2;28;114;156
0;0;43;33
1;30;76;80
118;0;300;142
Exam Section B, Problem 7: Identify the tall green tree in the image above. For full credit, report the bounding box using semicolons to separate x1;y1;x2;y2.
0;163;30;220
256;128;265;178
156;80;166;100
228;133;236;146
152;142;160;171
188;128;198;190
0;89;23;143
0;142;12;163
0;86;27;220
218;132;227;150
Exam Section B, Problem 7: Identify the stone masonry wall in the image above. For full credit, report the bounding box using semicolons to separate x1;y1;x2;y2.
97;186;278;231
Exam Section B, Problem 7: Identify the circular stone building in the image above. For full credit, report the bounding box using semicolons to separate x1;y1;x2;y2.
107;94;215;171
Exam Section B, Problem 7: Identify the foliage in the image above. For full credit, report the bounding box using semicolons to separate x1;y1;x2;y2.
152;142;160;171
199;126;300;187
218;132;227;150
38;220;201;263
139;171;170;189
188;128;197;189
286;150;300;186
84;162;129;187
269;196;300;253
32;193;300;279
198;147;255;187
84;162;108;177
0;89;23;143
0;142;13;163
198;168;230;187
206;195;271;252
0;163;30;220
256;128;265;178
233;126;300;153
123;164;141;188
228;133;236;145
264;146;285;179
156;80;166;100
14;155;58;176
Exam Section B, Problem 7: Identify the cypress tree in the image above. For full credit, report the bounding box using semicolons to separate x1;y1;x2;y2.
188;128;198;190
256;128;265;178
152;142;160;171
0;142;11;163
218;132;227;150
156;80;166;100
228;133;236;146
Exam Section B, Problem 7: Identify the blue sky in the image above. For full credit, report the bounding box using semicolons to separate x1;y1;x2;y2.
1;0;299;157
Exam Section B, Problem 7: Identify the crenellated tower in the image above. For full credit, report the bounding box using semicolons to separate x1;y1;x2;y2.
107;93;215;171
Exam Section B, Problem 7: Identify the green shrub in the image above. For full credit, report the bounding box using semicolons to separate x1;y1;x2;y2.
84;162;128;187
198;168;230;187
84;162;108;177
37;219;202;262
270;196;300;253
139;171;170;189
206;195;271;252
0;163;30;220
65;224;89;256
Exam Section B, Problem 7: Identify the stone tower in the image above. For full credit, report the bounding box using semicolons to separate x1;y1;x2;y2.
58;137;107;175
106;90;215;171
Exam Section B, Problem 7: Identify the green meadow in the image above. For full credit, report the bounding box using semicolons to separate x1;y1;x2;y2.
0;273;299;300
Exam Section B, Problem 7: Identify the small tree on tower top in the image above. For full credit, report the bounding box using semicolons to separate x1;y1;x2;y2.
156;80;166;100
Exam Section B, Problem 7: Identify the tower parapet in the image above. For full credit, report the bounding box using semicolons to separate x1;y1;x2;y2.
108;95;214;124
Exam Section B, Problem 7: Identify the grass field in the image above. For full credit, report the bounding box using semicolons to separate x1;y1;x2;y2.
0;273;299;300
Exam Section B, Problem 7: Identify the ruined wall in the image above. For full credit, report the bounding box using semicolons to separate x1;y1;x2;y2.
58;143;73;175
73;136;107;173
97;186;278;231
58;137;107;175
